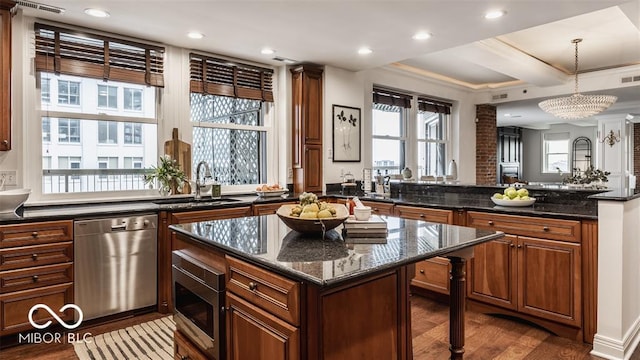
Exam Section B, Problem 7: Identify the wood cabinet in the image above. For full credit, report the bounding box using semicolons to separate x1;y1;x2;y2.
291;64;323;193
0;0;15;151
0;220;74;335
466;211;583;339
394;205;453;224
226;292;299;360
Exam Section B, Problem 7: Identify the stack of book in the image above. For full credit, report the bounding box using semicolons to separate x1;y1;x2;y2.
342;215;388;241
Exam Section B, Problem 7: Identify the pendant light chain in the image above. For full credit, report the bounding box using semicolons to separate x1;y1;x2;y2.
573;38;582;95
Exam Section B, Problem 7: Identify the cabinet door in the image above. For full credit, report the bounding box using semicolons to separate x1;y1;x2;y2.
301;68;323;145
517;236;581;327
253;202;296;216
226;292;299;360
0;2;13;151
304;144;323;192
359;200;394;216
412;257;450;294
467;235;517;310
170;206;252;224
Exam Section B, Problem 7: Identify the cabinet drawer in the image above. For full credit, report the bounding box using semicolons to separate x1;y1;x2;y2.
0;263;73;293
0;221;73;248
0;282;74;335
412;257;450;294
360;201;395;216
0;242;73;271
466;212;580;243
253;201;296;216
226;256;300;326
174;329;208;360
395;205;453;224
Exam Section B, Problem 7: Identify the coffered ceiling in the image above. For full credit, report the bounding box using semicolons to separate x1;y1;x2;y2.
19;0;640;128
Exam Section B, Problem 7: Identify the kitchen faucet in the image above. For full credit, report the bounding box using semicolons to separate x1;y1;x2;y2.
195;160;212;199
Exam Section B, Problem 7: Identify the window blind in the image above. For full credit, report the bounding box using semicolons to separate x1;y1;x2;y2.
418;97;452;114
189;53;274;102
34;23;164;87
372;87;412;108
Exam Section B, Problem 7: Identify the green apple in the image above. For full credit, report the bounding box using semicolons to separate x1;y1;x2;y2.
516;188;529;197
504;186;516;195
520;196;530;200
492;193;503;199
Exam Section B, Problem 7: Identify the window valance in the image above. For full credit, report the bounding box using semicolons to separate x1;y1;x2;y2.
189;53;274;102
418;97;452;114
34;23;165;87
372;87;412;108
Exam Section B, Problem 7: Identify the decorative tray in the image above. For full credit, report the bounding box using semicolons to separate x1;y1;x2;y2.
491;197;536;207
256;189;289;197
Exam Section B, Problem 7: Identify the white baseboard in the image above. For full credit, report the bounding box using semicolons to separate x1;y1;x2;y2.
592;316;640;360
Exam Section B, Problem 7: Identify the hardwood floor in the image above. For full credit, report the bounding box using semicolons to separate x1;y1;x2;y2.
1;296;638;359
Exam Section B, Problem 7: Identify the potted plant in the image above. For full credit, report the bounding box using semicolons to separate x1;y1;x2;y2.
144;155;188;196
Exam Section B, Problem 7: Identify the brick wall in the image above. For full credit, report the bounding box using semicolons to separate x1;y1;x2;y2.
635;123;640;189
476;104;497;185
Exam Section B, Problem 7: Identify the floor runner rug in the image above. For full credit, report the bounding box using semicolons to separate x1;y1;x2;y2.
73;316;175;360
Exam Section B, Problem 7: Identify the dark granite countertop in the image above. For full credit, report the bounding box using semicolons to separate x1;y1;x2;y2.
170;214;503;287
587;188;640;201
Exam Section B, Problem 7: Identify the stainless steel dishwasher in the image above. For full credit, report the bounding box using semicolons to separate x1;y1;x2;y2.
74;214;157;321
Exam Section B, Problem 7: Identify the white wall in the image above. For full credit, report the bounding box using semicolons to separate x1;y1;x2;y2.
521;124;597;183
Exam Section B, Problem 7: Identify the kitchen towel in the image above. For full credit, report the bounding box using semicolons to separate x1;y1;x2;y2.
73;316;175;360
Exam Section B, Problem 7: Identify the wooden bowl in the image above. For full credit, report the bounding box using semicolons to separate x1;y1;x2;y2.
276;204;349;234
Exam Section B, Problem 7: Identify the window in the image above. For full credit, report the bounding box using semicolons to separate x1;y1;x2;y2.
124;122;142;144
58;80;80;105
371;88;411;175
189;53;274;187
124;88;143;111
58;119;80;143
34;23;164;195
417;98;451;177
41;78;50;103
42;118;51;142
543;132;570;173
98;121;118;144
97;157;118;180
124;157;143;169
98;85;118;109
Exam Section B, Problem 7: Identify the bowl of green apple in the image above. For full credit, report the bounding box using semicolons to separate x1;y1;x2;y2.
491;187;535;207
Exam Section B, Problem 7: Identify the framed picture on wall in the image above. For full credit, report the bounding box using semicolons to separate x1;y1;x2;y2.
332;104;361;162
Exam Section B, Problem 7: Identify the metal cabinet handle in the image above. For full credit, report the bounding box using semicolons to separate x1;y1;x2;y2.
1;140;7;146
32;254;38;260
31;232;38;238
509;243;515;248
419;214;425;218
517;245;522;249
488;221;494;226
419;269;425;274
32;275;39;282
543;226;550;231
180;355;190;360
372;208;378;212
248;282;258;291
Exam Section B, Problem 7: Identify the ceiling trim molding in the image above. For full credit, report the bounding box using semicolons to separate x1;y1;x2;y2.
388;62;524;90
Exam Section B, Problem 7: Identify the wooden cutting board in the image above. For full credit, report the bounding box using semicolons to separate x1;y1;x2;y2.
164;128;192;194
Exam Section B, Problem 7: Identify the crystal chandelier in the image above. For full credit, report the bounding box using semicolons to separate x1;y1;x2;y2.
538;39;617;119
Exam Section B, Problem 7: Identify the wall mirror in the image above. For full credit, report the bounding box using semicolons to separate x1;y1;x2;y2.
572;136;592;176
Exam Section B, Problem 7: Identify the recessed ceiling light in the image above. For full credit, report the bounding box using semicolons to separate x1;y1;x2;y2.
261;48;275;55
412;32;432;40
187;32;204;39
504;113;511;117
84;8;110;18
484;10;506;19
358;47;373;55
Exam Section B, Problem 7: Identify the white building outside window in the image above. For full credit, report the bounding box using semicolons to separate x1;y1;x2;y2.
58;80;80;105
543;132;570;173
98;85;118;109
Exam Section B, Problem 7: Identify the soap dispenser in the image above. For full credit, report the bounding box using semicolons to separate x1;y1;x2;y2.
211;177;221;198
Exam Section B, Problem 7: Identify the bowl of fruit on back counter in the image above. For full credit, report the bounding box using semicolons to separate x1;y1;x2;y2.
491;187;536;207
276;192;349;233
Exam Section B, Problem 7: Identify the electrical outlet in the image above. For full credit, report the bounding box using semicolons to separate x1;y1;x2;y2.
0;170;17;186
287;168;293;178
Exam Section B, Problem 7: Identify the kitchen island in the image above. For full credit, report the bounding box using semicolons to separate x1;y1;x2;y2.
169;214;503;360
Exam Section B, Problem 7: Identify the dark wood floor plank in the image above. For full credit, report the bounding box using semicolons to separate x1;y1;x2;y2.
2;296;640;360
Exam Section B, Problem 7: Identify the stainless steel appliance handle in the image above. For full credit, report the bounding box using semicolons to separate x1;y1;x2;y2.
111;224;127;231
172;265;218;305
